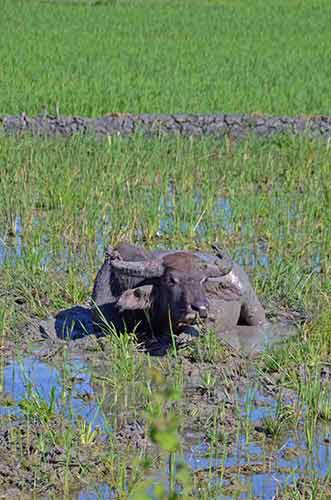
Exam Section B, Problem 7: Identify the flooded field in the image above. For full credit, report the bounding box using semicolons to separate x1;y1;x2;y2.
0;134;330;498
2;347;331;499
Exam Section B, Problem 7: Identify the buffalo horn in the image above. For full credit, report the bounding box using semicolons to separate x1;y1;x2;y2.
111;258;164;278
105;245;122;261
211;244;233;275
203;261;231;278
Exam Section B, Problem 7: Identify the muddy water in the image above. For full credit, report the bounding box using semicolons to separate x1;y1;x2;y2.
1;356;106;429
1;341;331;499
0;201;325;498
216;322;298;355
186;437;331;499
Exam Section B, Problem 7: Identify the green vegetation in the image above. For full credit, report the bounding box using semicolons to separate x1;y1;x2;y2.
1;0;331;496
0;132;330;497
1;0;331;115
1;134;329;317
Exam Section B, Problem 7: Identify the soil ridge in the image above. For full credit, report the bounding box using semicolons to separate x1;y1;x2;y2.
2;113;331;139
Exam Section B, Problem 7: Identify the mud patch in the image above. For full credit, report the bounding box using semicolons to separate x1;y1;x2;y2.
0;414;109;496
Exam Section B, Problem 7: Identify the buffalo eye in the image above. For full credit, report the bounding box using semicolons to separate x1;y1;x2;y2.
168;276;179;286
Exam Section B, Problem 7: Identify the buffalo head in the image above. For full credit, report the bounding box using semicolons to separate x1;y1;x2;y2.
112;249;232;333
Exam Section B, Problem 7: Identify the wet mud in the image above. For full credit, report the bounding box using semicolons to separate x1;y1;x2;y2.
0;280;327;499
0;414;109;498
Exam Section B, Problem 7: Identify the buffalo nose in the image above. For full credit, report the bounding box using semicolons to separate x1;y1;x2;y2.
191;304;208;319
198;306;208;319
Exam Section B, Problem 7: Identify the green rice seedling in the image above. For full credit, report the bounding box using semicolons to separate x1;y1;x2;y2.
187;327;229;364
318;389;331;421
0;306;7;342
261;310;331;388
0;306;8;392
2;262;88;320
19;385;57;425
7;421;26;459
298;371;322;451
259;416;282;440
200;370;217;398
90;323;146;419
242;386;257;445
257;258;315;312
167;358;184;401
205;404;231;488
106;331;140;384
77;417;100;445
307;308;331;361
260;400;296;440
63;426;75;495
261;312;331;449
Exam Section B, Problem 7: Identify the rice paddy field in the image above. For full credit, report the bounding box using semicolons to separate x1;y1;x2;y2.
1;0;331;498
1;0;331;116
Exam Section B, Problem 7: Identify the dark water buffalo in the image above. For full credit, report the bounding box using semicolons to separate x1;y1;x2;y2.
91;243;266;339
37;245;290;356
114;246;266;329
91;243;233;335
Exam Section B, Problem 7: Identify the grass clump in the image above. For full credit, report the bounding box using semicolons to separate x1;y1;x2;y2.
261;307;331;449
262;306;331;378
276;478;331;500
259;400;298;440
186;328;230;364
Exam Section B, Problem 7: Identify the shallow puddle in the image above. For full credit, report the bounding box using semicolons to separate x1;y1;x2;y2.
1;356;106;430
0;198;325;498
1;349;331;499
185;426;331;498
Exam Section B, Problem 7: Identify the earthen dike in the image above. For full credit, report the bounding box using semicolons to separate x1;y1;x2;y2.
2;113;331;139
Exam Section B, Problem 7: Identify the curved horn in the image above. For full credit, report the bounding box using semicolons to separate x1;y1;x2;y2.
202;247;232;277
105;245;122;261
111;258;164;278
211;243;228;258
203;260;231;277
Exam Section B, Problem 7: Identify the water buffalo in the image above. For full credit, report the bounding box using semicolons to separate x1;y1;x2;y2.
91;243;233;335
111;248;266;332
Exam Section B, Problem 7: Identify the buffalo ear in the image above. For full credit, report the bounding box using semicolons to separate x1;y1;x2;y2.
116;285;153;311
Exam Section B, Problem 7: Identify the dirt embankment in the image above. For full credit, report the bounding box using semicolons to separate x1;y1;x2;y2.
2;113;331;139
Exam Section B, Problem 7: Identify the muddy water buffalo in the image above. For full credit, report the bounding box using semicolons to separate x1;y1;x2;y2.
111;248;266;332
91;243;233;335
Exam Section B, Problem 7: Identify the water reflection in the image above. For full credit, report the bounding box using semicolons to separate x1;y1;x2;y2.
78;483;114;500
0;197;320;277
1;351;331;499
1;357;106;429
184;416;331;499
0;215;22;266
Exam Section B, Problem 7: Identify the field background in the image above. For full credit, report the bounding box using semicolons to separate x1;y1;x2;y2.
1;0;331;116
1;1;331;498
